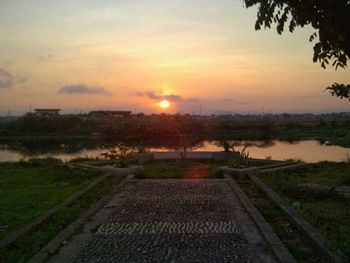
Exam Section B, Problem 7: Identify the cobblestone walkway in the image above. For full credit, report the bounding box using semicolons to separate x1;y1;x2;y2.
49;179;277;263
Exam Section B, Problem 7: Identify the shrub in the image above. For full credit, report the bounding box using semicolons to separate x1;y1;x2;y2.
101;143;132;168
229;145;251;168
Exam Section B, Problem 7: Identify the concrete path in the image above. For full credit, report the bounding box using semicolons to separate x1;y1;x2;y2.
47;179;280;263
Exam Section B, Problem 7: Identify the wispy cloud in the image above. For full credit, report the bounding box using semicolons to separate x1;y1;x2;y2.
58;84;111;95
137;91;199;103
0;68;26;89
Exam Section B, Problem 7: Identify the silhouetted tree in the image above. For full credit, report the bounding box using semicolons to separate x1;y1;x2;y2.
243;0;350;100
326;83;350;101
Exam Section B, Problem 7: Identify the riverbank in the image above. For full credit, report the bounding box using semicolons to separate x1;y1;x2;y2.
278;127;350;147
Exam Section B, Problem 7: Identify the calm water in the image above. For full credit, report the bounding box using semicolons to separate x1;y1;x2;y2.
0;140;349;163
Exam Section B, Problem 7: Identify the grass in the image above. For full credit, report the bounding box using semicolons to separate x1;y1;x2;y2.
259;162;350;260
0;158;102;239
139;159;224;179
0;158;222;261
0;158;124;262
235;177;322;262
3;157;348;261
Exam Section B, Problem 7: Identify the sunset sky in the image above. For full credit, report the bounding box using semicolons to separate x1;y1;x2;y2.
0;0;349;115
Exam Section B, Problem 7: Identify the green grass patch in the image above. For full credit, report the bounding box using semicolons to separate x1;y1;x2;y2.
235;177;323;262
260;162;350;260
0;158;102;239
0;167;123;263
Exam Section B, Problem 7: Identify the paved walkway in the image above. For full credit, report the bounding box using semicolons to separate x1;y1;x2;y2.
47;179;279;263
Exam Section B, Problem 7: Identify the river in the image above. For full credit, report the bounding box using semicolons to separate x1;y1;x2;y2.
0;140;349;163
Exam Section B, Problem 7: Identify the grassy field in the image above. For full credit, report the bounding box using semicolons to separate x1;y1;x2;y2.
258;162;350;260
236;177;323;262
0;158;124;262
0;158;102;239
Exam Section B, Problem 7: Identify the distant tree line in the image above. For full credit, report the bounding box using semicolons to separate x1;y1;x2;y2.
0;113;349;142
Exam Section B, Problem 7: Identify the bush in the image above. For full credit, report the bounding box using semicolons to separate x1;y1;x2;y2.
101;143;132;168
229;145;251;168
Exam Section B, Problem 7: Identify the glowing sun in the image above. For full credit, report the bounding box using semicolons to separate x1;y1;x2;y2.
158;100;170;109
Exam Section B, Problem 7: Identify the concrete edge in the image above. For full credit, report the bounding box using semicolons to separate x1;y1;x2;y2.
249;173;346;263
0;172;112;250
27;175;131;263
218;162;308;179
224;174;295;263
255;161;296;170
259;163;311;174
219;167;260;178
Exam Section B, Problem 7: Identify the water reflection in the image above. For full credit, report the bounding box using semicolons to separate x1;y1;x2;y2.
0;139;350;163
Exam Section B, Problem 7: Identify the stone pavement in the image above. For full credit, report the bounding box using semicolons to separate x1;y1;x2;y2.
47;179;279;263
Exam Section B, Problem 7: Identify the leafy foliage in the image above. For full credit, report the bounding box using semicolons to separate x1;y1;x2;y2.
101;143;131;168
229;145;251;168
152;114;204;161
244;0;350;70
326;83;350;101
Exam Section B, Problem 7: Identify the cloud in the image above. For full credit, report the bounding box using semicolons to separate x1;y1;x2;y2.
137;91;199;103
58;84;111;95
141;91;160;100
0;68;26;89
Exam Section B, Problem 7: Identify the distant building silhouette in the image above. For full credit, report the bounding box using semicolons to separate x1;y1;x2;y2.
34;109;60;117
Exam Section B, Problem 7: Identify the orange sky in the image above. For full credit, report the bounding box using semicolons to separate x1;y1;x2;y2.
0;0;349;115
